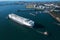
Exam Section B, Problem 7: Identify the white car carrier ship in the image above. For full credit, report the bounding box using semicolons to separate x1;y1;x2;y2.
8;13;34;28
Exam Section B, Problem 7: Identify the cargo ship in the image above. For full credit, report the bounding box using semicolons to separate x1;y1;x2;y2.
8;13;34;28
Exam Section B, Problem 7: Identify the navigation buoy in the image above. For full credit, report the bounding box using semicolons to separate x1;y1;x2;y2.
43;32;48;35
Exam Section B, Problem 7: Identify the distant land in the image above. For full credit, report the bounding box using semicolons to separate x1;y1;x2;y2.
0;1;60;5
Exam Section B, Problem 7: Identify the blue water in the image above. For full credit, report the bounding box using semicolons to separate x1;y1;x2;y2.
0;4;60;40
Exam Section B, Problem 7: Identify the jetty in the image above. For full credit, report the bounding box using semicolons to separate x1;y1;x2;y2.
49;11;60;22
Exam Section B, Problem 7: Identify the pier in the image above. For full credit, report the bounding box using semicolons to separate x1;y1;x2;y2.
49;11;60;22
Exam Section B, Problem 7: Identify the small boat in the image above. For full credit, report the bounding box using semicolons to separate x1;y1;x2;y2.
8;13;34;28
